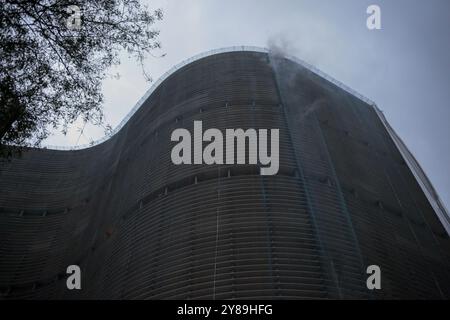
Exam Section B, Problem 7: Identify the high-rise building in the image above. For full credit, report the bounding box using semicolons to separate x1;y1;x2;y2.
1;47;449;299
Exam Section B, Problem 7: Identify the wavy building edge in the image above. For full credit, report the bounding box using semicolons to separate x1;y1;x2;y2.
41;45;449;235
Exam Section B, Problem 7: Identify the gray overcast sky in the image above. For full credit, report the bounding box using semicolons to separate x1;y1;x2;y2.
44;0;450;210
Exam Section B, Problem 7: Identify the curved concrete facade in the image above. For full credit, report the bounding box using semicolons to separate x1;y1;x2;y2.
0;50;449;299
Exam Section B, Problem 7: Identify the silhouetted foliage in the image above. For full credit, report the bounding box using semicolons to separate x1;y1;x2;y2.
0;0;163;155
